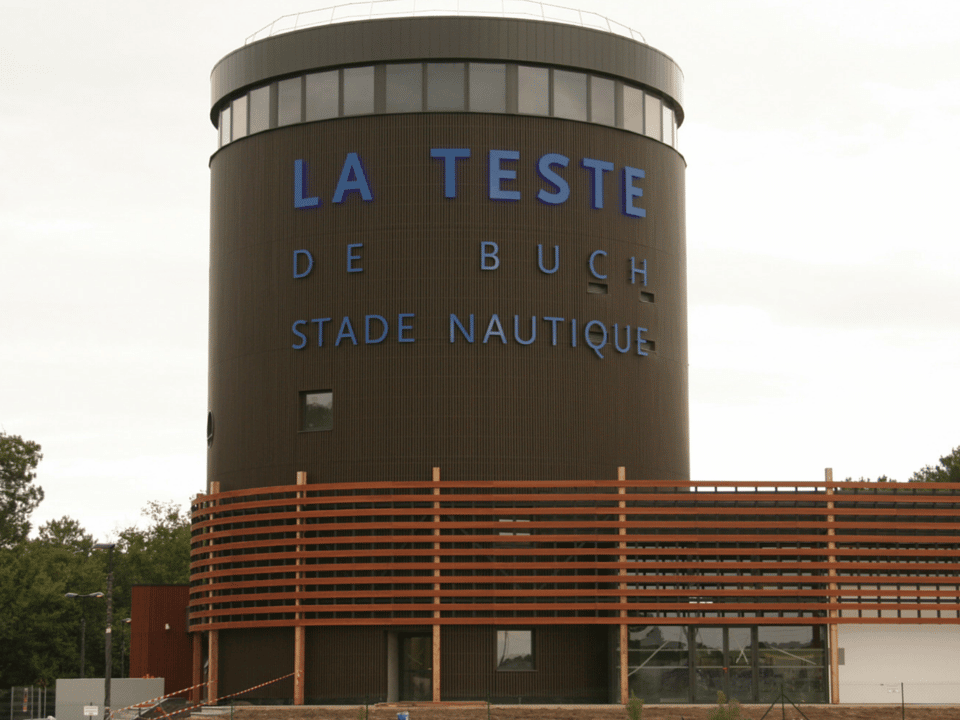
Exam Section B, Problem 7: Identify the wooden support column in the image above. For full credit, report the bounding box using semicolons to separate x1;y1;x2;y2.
294;471;307;705
207;482;220;704
294;627;305;704
432;466;442;702
191;632;203;703
826;468;840;704
618;466;629;704
208;629;219;704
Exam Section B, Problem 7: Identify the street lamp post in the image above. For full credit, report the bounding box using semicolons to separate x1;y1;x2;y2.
94;542;116;720
65;592;105;678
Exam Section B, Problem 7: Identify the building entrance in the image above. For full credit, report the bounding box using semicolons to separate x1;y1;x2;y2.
399;634;432;701
692;627;755;702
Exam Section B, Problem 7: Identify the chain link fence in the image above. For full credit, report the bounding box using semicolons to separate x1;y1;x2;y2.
4;686;55;720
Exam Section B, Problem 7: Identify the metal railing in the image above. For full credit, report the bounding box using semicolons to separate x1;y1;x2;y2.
245;0;646;45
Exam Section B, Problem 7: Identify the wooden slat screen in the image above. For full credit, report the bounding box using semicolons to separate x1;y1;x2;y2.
188;479;960;630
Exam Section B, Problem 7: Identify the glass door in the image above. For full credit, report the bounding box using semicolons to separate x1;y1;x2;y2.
693;627;725;702
693;627;757;703
399;634;432;701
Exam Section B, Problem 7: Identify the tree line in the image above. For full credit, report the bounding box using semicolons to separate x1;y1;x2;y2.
0;432;191;688
845;444;960;484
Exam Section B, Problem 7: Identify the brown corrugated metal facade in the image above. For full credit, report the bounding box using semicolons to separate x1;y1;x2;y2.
200;13;688;704
130;585;192;695
207;112;687;491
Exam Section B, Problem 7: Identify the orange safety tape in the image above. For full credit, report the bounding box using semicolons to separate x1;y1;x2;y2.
110;673;295;720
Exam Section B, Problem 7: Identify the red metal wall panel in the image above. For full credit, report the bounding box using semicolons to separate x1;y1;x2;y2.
130;585;192;696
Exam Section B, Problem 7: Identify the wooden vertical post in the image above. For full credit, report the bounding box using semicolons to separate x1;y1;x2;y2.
432;466;442;702
207;482;220;704
826;468;840;704
208;629;219;703
294;471;307;705
618;466;629;704
294;627;305;704
191;632;203;703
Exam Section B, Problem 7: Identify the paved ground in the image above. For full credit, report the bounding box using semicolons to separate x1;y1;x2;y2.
226;702;960;720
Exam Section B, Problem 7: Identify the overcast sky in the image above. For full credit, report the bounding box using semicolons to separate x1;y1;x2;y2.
2;0;958;541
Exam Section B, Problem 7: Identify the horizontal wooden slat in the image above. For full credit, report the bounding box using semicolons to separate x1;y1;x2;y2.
188;479;960;630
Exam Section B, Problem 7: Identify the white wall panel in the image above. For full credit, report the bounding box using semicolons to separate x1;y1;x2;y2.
838;625;960;703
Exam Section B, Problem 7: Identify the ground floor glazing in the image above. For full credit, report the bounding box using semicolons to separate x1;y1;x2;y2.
625;625;827;704
209;624;827;704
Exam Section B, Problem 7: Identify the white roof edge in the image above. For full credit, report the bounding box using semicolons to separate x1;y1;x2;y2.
246;1;646;45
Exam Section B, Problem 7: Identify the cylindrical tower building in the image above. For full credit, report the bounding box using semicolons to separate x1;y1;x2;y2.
194;9;686;704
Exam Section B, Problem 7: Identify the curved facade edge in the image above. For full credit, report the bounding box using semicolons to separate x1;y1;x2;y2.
210;15;684;123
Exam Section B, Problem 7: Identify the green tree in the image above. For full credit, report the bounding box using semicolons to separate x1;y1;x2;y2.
37;516;95;553
909;445;960;484
0;432;44;548
0;501;193;686
116;500;191;586
0;529;102;686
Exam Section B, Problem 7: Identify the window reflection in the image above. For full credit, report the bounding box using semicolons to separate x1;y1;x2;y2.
469;63;506;113
553;69;586;121
219;106;231;147
627;625;826;704
278;77;302;126
496;629;534;671
248;86;270;134
305;71;339;121
662;104;675;147
343;65;374;116
628;626;689;703
231;95;247;139
386;63;422;113
728;627;752;667
300;390;333;432
427;63;465;111
517;65;549;115
216;64;681;149
590;76;615;126
623;85;643;134
644;93;662;141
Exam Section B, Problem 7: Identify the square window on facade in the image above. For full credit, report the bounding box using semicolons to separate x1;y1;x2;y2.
497;629;534;671
300;390;332;432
